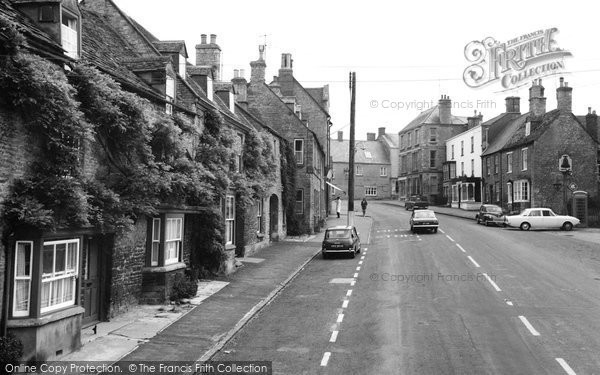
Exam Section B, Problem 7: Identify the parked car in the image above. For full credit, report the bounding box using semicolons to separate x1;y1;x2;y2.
405;195;429;210
476;204;506;226
504;208;580;231
410;209;439;233
322;225;361;258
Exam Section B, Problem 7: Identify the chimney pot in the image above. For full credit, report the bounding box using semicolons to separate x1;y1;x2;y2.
201;34;207;44
588;107;592;114
367;133;376;141
240;69;245;78
556;77;573;112
378;127;386;137
210;34;217;44
233;69;239;78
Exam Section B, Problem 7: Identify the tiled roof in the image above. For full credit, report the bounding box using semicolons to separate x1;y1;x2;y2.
80;8;163;100
400;105;467;133
577;115;599;142
1;0;65;59
122;56;171;72
380;133;399;148
481;112;525;156
331;140;390;164
153;40;187;56
503;109;561;150
306;87;323;104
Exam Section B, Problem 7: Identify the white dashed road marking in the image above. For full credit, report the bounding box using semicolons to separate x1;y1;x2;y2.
555;358;577;375
356;266;361;271
353;273;359;278
337;314;344;323
446;235;455;242
342;300;349;308
358;261;363;265
483;273;501;291
320;352;331;366
456;244;467;253
506;300;513;306
439;229;445;234
329;331;338;343
350;280;356;286
467;256;480;268
346;290;353;297
519;316;540;336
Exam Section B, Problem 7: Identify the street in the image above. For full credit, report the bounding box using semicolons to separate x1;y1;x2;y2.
211;202;600;374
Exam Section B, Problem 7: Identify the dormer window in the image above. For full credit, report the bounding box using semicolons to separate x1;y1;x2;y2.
179;54;186;78
166;76;175;114
61;13;78;58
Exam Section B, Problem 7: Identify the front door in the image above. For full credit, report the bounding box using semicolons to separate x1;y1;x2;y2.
81;237;100;327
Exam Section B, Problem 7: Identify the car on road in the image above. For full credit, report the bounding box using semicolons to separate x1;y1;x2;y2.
410;209;439;233
322;225;361;258
405;195;429;210
504;208;580;231
475;204;506;226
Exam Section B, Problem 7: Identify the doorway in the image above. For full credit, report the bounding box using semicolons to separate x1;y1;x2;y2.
269;194;279;241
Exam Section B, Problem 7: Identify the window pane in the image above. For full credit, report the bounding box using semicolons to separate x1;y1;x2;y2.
16;242;31;277
15;280;30;312
67;242;77;271
41;282;50;308
151;243;159;265
43;245;54;275
55;244;66;273
153;219;161;241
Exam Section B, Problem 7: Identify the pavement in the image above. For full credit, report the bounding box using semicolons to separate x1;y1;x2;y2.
57;213;372;365
383;199;600;245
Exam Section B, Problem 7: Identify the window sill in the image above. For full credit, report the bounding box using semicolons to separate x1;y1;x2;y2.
8;306;84;327
142;262;186;273
225;244;236;251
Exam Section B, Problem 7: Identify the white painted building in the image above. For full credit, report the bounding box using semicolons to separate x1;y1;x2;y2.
443;113;484;210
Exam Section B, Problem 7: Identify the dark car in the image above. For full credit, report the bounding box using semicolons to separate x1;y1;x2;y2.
405;195;429;210
476;204;505;226
409;209;439;233
322;225;361;258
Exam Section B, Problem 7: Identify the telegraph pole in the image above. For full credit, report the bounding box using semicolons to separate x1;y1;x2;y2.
347;72;356;226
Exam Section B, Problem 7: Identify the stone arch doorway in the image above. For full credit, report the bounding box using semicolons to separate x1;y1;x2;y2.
269;194;279;241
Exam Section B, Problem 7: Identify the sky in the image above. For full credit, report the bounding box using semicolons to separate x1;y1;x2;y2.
113;0;600;141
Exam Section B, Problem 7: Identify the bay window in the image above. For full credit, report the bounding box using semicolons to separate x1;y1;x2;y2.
41;239;79;313
164;217;182;265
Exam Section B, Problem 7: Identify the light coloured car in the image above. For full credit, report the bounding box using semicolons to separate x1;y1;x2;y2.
410;209;439;233
504;208;580;231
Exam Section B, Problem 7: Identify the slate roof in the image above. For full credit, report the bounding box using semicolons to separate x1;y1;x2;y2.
305;88;323;104
400;105;467;133
331;140;390;164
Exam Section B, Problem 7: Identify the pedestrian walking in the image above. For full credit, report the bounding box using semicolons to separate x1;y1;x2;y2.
335;197;341;218
361;197;368;217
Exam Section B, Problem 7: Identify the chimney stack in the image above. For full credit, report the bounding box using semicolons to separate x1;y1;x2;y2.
438;95;452;124
467;110;483;129
556;77;573;112
505;96;521;113
195;33;222;81
378;127;386;138
250;45;266;83
231;69;248;105
278;53;294;96
367;133;376;141
337;131;343;141
586;107;598;141
528;79;546;117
